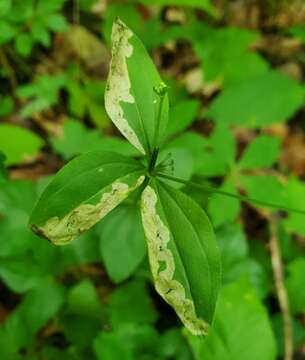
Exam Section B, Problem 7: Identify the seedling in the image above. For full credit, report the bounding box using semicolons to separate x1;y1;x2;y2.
29;19;305;336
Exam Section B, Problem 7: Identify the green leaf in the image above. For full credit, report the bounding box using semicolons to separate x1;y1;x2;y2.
197;124;236;177
66;279;101;317
105;19;169;155
217;225;248;281
17;74;67;118
94;330;133;360
207;71;305;127
141;179;221;335
0;95;14;116
99;204;146;283
29;151;145;245
187;278;277;360
289;24;305;43
0;0;11;16
166;132;208;175
0;152;7;183
0;124;44;165
239;175;286;206
285;258;305;314
166;100;200;138
238;135;281;169
0;278;64;354
191;25;267;86
45;13;68;32
284;177;305;236
61;279;102;347
94;323;160;360
272;313;305;357
15;33;33;56
50;120;139;159
208;179;240;227
216;225;271;298
109;279;158;328
158;147;194;189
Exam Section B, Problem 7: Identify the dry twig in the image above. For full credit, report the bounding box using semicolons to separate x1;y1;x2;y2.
269;216;294;360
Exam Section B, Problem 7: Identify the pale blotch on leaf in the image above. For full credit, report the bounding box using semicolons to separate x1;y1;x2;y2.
38;176;145;245
141;185;209;335
105;19;145;154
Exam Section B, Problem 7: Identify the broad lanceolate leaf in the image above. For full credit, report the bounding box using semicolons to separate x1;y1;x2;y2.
29;151;145;245
105;19;169;155
140;180;221;335
187;278;276;360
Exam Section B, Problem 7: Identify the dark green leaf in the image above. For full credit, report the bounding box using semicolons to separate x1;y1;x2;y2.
29;151;145;244
141;179;221;335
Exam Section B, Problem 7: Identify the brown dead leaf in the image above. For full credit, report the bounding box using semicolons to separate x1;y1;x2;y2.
54;25;110;75
254;36;303;59
281;131;305;177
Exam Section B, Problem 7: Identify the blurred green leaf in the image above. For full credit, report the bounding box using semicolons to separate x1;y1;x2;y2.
187;278;277;360
197;124;236;177
289;24;305;43
50;120;139;159
0;278;64;355
284;177;305;236
158;147;194;189
0;95;14;116
208;180;240;227
238;135;281;169
99;204;146;283
286;258;305;314
61;280;102;348
0;152;7;184
239;175;286;206
15;33;33;56
166;100;200;139
191;24;268;86
109;279;158;328
272;313;305;357
0;124;44;165
0;0;12;16
17;74;67;117
166;132;208;175
207;71;305;127
66;79;109;128
94;323;161;360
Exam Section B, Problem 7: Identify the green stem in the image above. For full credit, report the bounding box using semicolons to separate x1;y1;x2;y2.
157;173;305;216
148;148;159;173
153;94;165;150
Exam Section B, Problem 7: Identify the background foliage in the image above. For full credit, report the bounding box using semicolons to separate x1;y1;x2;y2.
1;0;305;359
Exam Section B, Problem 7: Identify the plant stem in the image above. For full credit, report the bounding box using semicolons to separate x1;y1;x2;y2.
157;173;305;216
153;93;165;150
148;148;159;173
269;217;293;360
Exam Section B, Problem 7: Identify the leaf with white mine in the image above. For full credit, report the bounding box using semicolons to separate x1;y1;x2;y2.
141;179;221;335
105;19;169;155
29;151;145;245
